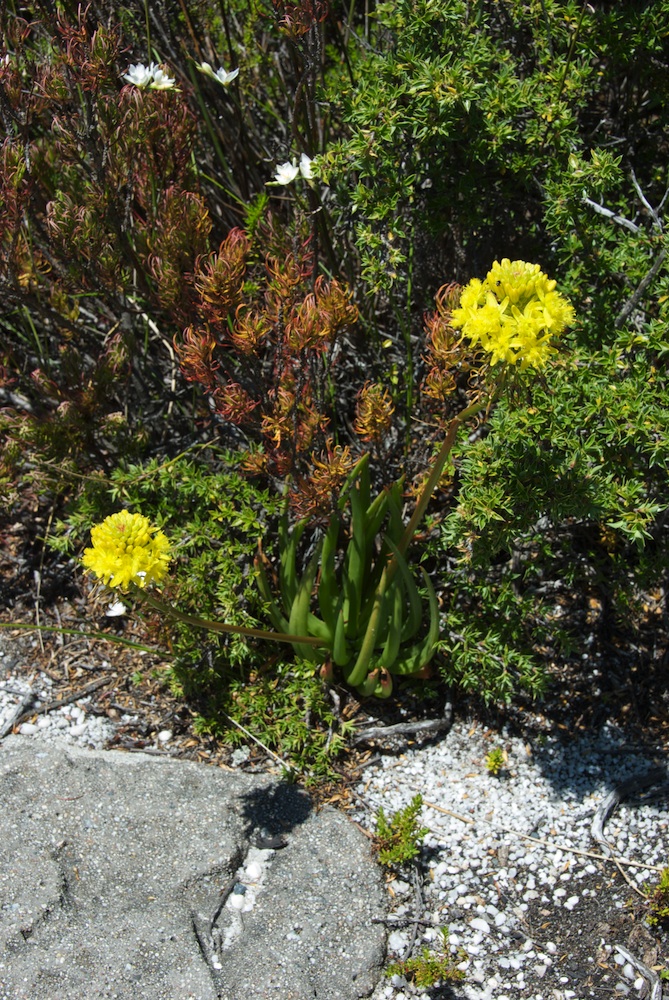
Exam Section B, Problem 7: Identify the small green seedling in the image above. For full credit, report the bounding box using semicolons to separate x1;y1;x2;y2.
387;929;465;987
375;794;430;866
485;747;507;776
645;866;669;926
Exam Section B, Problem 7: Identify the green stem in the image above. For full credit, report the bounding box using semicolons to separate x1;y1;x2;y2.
144;0;152;61
138;589;325;649
0;620;166;655
398;395;489;557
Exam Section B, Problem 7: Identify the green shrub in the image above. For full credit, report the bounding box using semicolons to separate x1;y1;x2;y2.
375;794;429;866
645;866;669;927
52;446;280;660
313;0;669;702
430;329;669;701
387;930;465;988
319;0;668;299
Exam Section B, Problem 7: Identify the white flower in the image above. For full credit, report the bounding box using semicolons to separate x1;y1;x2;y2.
215;66;239;86
273;159;300;185
122;61;177;91
105;600;127;618
149;67;177;90
299;153;313;179
197;62;239;86
123;63;154;88
270;154;315;185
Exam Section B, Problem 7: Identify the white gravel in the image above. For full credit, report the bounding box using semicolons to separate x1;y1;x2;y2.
352;716;669;1000
0;646;118;749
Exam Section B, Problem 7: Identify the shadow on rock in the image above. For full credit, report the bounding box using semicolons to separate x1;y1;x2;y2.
238;779;313;844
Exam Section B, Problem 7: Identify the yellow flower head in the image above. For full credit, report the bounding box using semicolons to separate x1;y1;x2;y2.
82;511;171;591
450;259;574;369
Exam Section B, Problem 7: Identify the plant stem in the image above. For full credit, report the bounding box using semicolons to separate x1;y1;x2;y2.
138;589;325;649
398;395;489;557
0;620;165;654
144;0;152;59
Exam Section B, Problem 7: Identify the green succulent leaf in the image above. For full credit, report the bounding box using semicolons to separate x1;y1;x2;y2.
341;479;368;635
288;545;325;662
317;514;342;630
332;601;351;667
384;537;424;642
356;667;380;696
254;554;291;634
379;581;405;670
389;568;440;676
279;515;308;609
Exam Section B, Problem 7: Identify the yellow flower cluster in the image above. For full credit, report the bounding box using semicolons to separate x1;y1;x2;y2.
82;511;171;591
450;259;574;369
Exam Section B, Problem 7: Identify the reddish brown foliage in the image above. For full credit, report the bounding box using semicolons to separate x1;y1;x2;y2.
174;224;359;496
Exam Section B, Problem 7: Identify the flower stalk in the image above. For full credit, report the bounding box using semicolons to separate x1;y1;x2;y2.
398;395;490;560
138;589;324;649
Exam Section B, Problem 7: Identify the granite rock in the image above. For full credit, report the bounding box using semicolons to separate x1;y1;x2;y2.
0;737;386;1000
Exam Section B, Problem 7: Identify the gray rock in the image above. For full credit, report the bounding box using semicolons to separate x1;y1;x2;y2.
0;737;386;999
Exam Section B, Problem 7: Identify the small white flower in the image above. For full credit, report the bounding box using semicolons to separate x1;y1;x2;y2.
197;62;239;86
149;67;177;91
215;66;239;86
123;63;154;88
273;159;300;185
299;153;313;179
105;600;127;618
